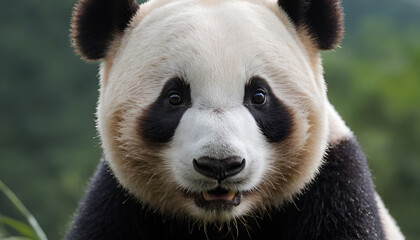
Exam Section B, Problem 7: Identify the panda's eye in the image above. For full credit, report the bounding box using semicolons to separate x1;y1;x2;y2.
168;92;183;106
251;90;266;105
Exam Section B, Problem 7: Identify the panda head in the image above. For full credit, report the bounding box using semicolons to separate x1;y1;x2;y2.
71;0;343;223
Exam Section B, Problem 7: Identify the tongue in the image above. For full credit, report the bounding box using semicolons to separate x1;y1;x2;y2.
202;190;236;201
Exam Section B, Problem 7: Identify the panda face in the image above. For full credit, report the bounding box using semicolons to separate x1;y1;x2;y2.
97;0;328;223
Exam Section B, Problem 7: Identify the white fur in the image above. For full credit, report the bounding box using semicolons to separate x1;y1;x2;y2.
165;106;270;191
375;194;405;240
164;106;273;220
97;0;328;221
327;101;353;143
95;1;401;234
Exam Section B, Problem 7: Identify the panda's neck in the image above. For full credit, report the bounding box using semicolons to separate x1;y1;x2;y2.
327;101;353;144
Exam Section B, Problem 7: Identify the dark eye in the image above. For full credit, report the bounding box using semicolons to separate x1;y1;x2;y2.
251;90;266;105
168;92;183;106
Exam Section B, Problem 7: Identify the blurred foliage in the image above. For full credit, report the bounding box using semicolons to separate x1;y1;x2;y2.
0;0;419;239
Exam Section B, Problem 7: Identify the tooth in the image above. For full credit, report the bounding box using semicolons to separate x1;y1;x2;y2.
226;190;235;201
203;191;211;201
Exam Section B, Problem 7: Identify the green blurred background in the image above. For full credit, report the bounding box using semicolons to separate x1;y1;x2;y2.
0;0;419;239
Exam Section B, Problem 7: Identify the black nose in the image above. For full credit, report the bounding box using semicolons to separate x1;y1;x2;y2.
193;156;245;182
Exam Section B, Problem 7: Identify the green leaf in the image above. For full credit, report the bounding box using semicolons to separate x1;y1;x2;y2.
0;180;48;240
0;216;37;240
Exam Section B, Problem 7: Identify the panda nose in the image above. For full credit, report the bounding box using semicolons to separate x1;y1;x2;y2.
193;156;245;183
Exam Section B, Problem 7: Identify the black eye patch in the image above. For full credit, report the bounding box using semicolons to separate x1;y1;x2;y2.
140;77;191;144
244;77;292;143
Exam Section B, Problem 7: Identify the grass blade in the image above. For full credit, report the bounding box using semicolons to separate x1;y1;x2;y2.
0;215;37;239
0;180;48;240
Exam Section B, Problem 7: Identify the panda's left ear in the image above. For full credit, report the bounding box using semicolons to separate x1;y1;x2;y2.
278;0;344;50
71;0;139;61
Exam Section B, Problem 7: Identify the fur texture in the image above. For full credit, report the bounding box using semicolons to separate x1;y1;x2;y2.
66;138;386;239
278;0;344;50
67;0;404;238
244;76;292;143
140;77;192;143
93;0;328;222
71;0;139;60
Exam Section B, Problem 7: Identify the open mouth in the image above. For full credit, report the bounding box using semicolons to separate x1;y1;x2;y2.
194;187;242;210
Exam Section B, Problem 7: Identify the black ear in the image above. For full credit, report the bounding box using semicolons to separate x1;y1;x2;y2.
278;0;344;50
71;0;139;60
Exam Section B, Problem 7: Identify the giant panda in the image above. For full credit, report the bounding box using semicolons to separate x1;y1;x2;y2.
65;0;405;239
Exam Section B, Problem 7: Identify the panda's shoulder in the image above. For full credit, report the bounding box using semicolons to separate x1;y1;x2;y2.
272;137;386;239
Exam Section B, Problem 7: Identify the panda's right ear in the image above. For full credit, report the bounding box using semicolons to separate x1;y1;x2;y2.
71;0;139;61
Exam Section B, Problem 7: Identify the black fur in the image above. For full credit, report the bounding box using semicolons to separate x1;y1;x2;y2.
140;77;191;143
65;138;385;239
278;0;344;50
70;0;343;59
244;77;292;143
71;0;139;60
